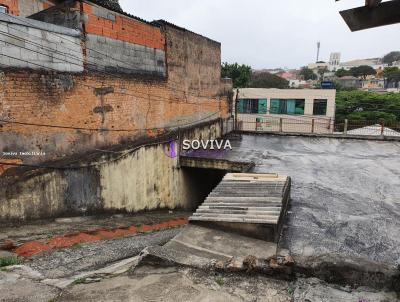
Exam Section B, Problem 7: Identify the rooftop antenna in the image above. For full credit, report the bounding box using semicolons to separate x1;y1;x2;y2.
316;41;321;62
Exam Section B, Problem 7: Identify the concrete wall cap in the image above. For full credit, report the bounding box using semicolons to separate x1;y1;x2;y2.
0;13;81;37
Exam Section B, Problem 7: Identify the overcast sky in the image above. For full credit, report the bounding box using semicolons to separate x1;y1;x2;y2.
120;0;400;70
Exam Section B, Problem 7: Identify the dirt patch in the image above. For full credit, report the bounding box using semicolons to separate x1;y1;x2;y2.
13;218;188;257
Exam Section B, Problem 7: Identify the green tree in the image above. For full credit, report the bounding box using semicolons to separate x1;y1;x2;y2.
349;65;376;79
383;67;400;83
249;72;289;89
382;51;400;65
221;63;252;88
335;68;351;78
299;67;317;80
335;90;400;123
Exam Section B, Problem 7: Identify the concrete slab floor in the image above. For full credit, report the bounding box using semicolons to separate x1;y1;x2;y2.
223;136;400;270
167;224;277;260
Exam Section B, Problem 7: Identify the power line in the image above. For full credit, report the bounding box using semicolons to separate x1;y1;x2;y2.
0;111;228;170
0;12;157;74
0;52;223;112
0;12;220;98
0;33;227;136
0;110;221;132
0;111;225;171
0;34;221;105
0;138;173;170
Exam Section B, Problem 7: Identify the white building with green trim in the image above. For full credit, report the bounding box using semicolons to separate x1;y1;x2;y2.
234;88;336;134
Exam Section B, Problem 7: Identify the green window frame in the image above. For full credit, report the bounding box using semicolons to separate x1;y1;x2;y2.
270;99;305;115
238;99;259;114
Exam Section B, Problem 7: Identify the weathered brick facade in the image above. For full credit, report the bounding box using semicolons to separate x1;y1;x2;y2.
83;3;165;50
0;0;232;170
0;72;228;160
0;0;56;16
0;0;19;15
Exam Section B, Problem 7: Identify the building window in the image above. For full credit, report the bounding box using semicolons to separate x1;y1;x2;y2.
238;99;259;114
0;5;8;13
270;99;305;115
313;99;328;115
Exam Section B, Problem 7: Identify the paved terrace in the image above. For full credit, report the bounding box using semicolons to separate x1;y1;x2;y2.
222;135;400;273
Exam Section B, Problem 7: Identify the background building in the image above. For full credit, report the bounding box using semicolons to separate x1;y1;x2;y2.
339;58;388;71
235;88;336;134
329;52;341;71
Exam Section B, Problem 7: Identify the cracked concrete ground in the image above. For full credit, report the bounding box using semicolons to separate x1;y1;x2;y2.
48;265;399;302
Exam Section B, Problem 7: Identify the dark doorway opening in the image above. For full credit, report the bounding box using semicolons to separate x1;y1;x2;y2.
182;167;227;211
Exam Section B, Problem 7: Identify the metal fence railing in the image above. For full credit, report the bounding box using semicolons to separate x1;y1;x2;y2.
236;115;400;138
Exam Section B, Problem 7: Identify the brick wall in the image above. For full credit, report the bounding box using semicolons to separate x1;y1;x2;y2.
0;71;229;164
0;0;19;15
30;1;167;77
160;22;224;98
0;1;232;168
83;2;165;50
0;0;56;17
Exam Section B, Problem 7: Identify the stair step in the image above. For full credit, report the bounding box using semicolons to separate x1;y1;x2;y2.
191;213;279;220
205;196;283;202
198;206;281;211
195;209;281;215
209;192;283;197
189;216;278;224
202;203;282;208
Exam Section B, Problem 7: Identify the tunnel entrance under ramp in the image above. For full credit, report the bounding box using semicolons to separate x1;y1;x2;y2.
189;173;291;243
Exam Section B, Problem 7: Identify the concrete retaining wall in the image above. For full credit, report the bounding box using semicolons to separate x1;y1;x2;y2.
0;14;83;72
0;119;228;222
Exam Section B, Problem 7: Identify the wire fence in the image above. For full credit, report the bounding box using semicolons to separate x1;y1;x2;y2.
236;115;400;138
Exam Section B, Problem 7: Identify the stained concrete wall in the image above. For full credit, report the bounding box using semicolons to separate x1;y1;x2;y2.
85;33;166;76
0;14;83;72
0;119;227;222
158;21;224;98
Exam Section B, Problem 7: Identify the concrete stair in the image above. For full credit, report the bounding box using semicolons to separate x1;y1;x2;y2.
189;173;291;242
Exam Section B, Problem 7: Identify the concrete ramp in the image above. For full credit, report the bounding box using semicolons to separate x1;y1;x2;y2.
139;224;279;269
189;173;291;242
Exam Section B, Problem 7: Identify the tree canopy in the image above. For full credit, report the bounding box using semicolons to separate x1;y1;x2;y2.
249;72;289;89
299;67;317;80
336;90;400;123
221;63;252;88
335;68;351;78
348;65;376;79
383;67;400;83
